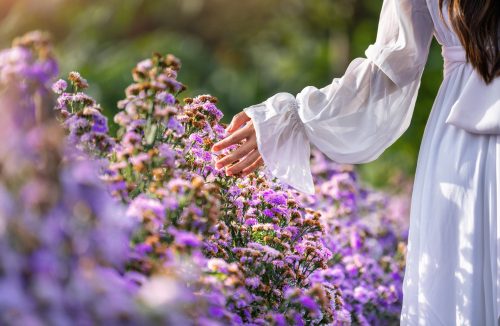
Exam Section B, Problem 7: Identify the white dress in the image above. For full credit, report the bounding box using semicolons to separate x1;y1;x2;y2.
242;0;500;324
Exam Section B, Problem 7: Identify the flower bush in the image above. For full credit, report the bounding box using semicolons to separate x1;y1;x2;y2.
0;31;412;325
0;31;186;326
301;150;409;325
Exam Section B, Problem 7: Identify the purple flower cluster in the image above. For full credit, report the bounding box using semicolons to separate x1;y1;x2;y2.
300;149;411;325
0;31;233;326
0;31;58;129
53;73;115;158
2;30;414;325
0;31;58;88
102;53;343;323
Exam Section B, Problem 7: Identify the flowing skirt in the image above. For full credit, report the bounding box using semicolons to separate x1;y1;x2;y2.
400;63;500;325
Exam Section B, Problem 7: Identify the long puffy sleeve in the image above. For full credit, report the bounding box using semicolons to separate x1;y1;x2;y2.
243;0;434;195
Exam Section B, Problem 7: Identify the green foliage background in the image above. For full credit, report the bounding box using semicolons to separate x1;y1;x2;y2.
0;0;444;189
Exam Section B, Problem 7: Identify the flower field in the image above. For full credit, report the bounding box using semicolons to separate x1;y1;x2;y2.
0;31;411;325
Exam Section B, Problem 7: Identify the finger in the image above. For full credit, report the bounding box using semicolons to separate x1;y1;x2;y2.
241;156;264;177
226;149;260;175
227;111;250;133
215;136;256;169
211;123;252;152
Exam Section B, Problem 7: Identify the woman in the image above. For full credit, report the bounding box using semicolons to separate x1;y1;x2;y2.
211;0;499;324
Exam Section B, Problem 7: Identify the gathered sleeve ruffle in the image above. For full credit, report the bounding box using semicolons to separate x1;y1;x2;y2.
243;0;435;195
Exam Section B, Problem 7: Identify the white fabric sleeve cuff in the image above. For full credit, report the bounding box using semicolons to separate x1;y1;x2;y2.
243;92;315;195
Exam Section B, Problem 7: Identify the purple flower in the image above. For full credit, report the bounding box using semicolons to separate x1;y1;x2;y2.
91;112;108;133
158;143;177;166
51;79;67;94
262;208;274;218
228;185;241;197
55;93;72;110
291;312;305;326
135;243;153;255
156;91;176;105
244;277;260;289
208;306;225;318
269;313;286;326
263;191;287;206
353;286;371;304
188;133;204;145
299;295;318;311
136;58;153;72
213;124;226;138
129;153;150;167
169;228;202;248
122;131;142;146
202;102;223;120
167;116;185;136
192;148;212;163
244;218;257;226
233;198;244;209
126;195;164;226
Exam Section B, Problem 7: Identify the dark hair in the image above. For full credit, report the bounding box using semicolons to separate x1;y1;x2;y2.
439;0;500;84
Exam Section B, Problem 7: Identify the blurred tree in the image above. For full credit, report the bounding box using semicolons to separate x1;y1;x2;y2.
0;0;443;189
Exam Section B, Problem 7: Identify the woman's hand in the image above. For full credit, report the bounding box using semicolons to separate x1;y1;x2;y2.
211;111;264;177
